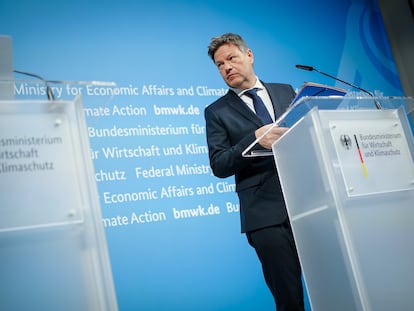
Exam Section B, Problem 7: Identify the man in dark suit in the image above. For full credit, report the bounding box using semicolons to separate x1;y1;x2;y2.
204;33;305;311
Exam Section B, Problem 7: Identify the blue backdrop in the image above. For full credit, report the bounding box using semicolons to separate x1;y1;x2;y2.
0;0;403;310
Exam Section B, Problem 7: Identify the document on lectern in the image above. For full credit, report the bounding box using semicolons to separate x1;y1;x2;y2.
278;82;347;127
292;82;347;104
242;82;347;157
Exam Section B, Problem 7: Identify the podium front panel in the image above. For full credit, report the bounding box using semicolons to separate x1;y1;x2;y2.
272;105;414;311
0;96;118;311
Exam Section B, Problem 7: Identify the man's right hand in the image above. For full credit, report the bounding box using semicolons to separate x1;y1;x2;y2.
255;124;289;149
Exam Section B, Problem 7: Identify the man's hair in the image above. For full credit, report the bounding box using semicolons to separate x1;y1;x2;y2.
207;33;249;61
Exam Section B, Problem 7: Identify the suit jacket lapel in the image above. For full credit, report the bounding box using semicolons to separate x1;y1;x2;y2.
223;84;291;125
225;90;263;126
263;83;285;121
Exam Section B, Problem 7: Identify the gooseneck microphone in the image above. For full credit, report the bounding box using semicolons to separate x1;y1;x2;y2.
295;65;314;71
295;64;382;109
13;69;56;100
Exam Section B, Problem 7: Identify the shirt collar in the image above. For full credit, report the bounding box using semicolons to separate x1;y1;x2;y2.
231;77;264;96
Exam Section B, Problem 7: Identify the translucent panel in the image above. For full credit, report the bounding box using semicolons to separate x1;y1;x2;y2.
0;83;118;311
273;98;414;311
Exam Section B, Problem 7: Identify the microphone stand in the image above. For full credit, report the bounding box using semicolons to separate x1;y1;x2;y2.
295;65;382;109
13;69;56;100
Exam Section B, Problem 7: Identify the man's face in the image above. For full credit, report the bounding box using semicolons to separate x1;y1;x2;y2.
213;43;255;90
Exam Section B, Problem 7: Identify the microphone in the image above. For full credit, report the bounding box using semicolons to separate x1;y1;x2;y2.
13;69;56;100
295;64;382;109
295;64;314;71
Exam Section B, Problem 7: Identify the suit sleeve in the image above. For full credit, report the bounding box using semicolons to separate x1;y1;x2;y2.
204;106;256;179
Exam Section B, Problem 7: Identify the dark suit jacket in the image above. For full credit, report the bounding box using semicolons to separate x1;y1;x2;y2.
204;82;296;232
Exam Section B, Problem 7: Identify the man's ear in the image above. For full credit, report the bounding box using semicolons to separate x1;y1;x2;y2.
247;49;254;63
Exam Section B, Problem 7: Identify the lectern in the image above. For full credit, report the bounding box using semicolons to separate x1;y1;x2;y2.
272;96;414;311
0;80;118;310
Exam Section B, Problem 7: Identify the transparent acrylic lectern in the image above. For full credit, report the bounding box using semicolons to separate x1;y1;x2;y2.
272;96;414;311
0;80;118;311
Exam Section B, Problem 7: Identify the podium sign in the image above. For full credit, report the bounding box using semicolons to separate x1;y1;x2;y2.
0;84;118;311
0;101;84;230
272;97;414;311
330;116;414;197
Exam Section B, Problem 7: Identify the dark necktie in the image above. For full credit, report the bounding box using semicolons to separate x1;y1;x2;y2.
244;88;273;124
